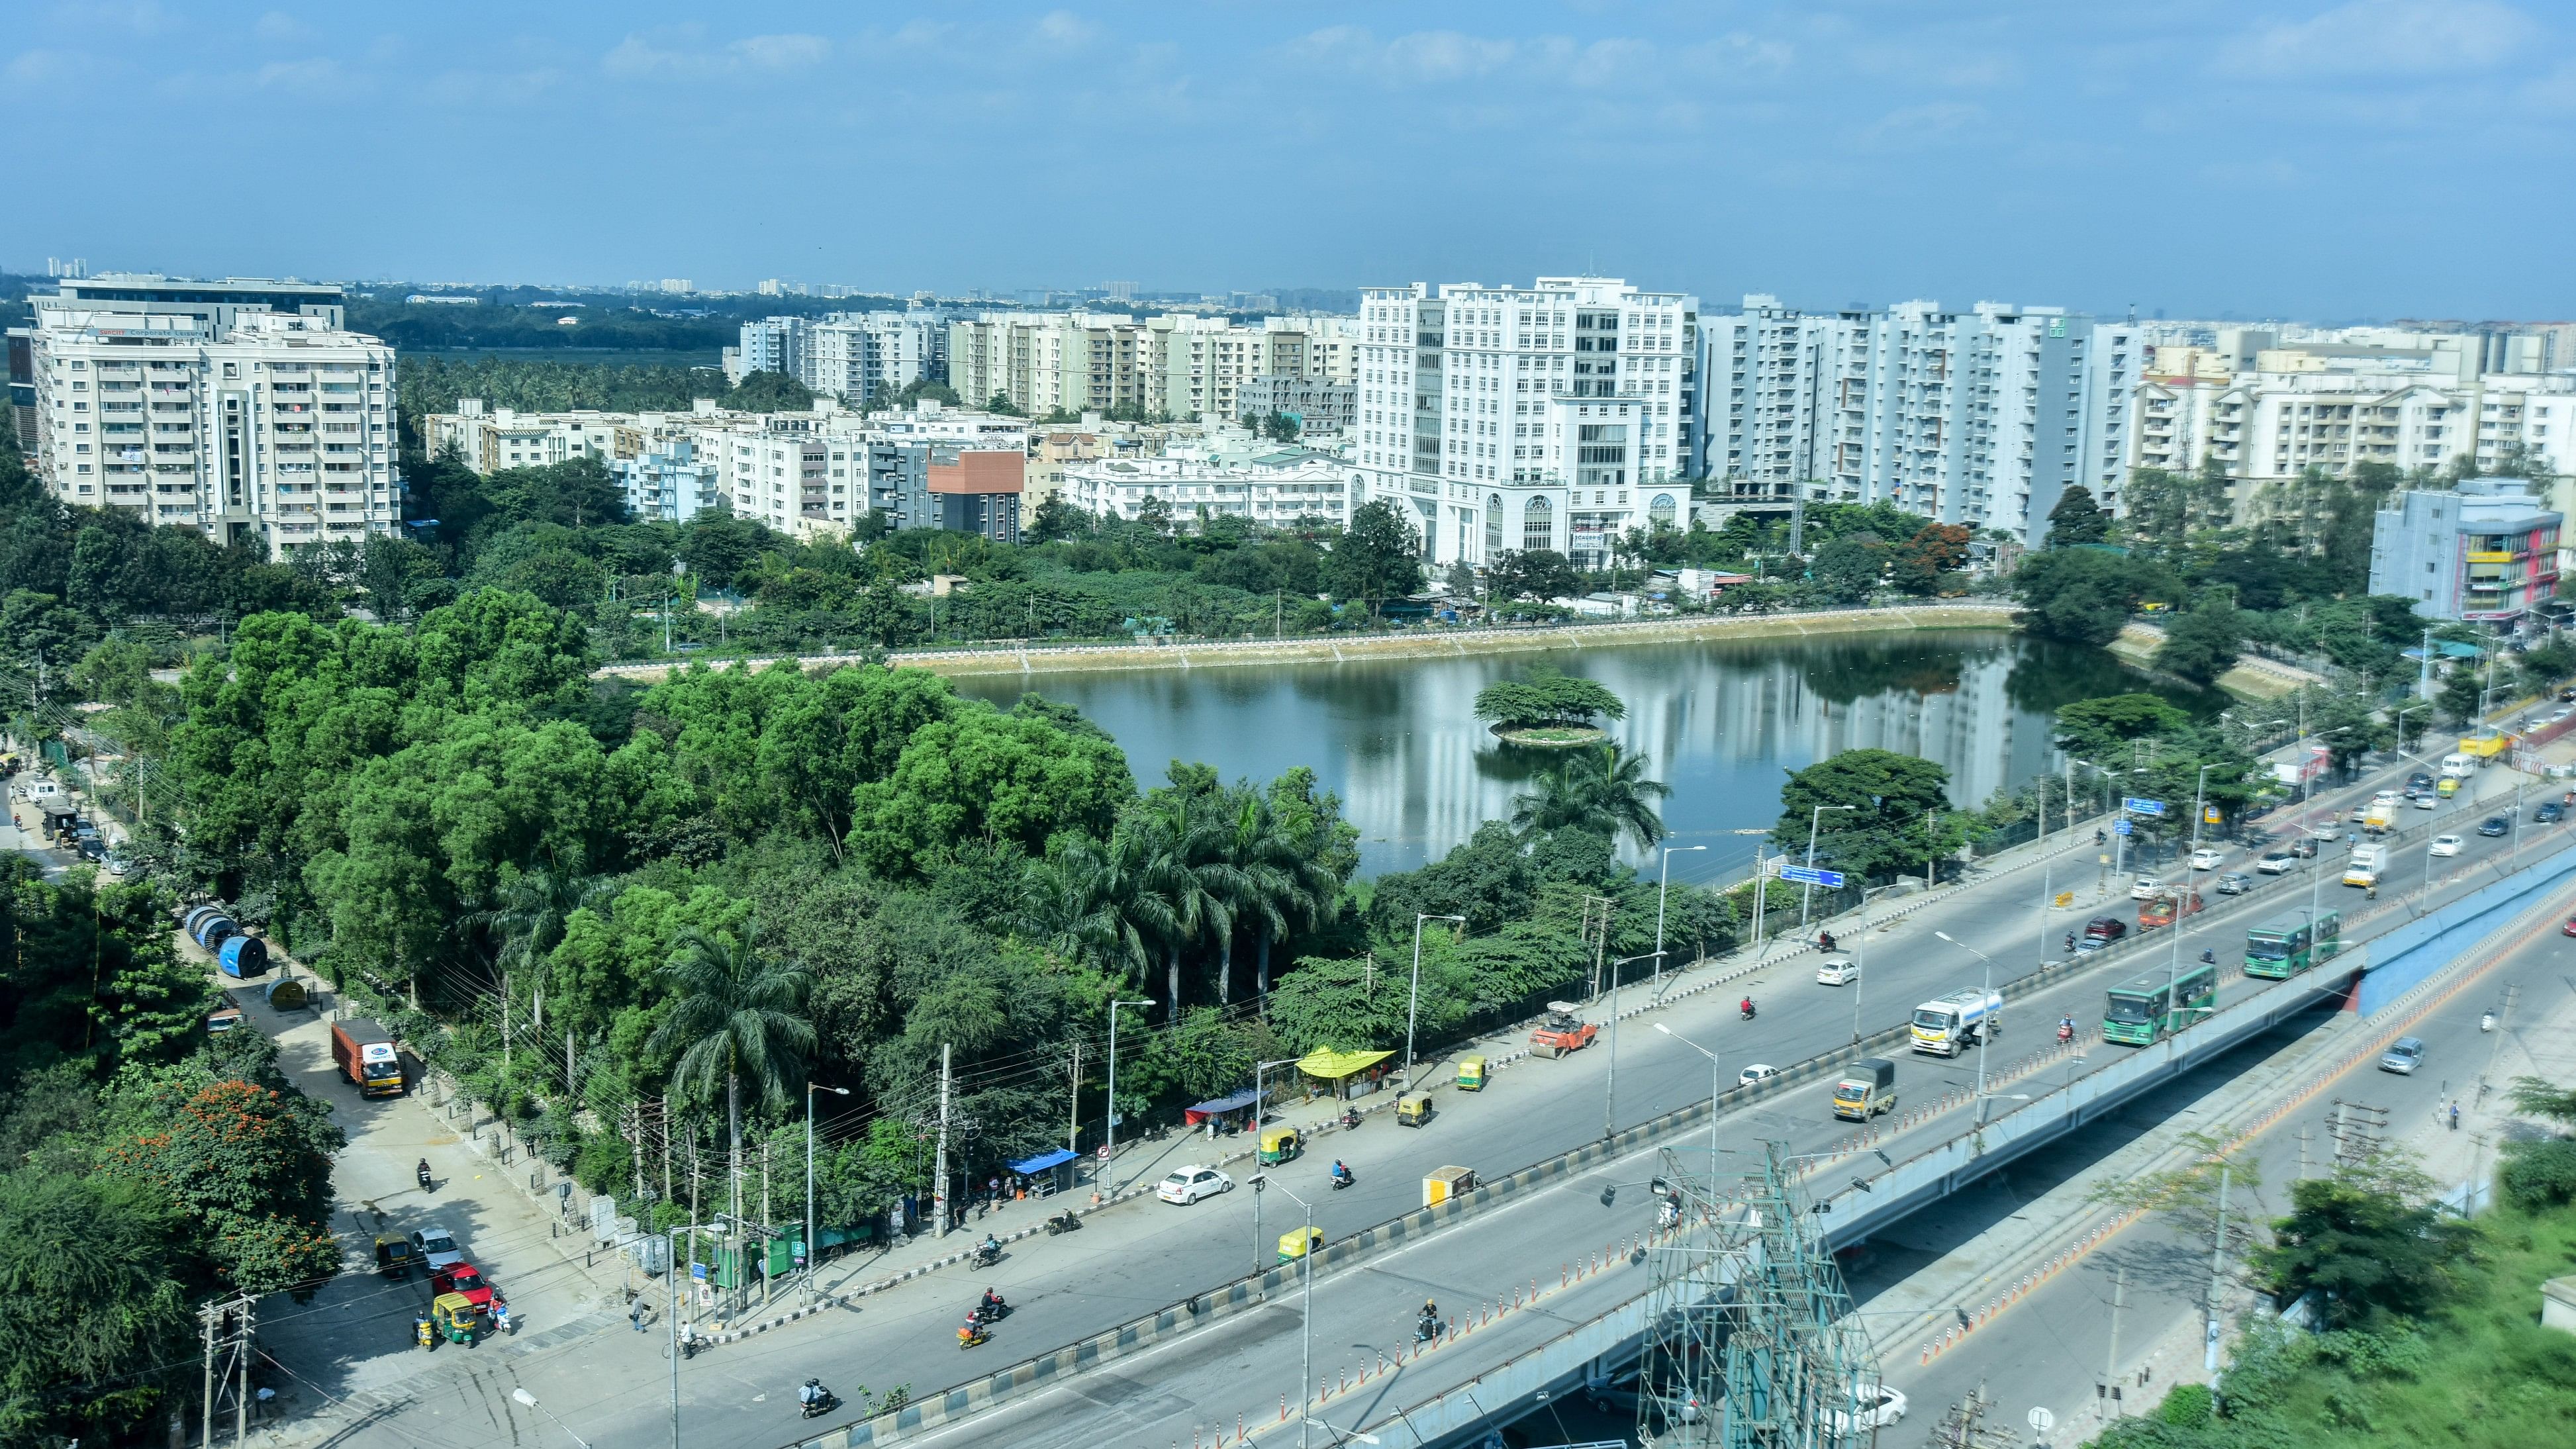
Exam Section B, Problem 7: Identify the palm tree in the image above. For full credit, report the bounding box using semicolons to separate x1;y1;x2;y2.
1214;787;1343;1008
1510;742;1670;853
648;922;816;1222
1021;831;1154;981
467;859;612;978
1126;792;1241;1019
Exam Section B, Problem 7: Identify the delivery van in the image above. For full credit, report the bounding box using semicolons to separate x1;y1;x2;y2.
2343;844;2385;888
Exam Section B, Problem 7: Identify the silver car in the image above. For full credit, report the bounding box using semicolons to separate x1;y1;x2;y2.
2379;1037;2425;1075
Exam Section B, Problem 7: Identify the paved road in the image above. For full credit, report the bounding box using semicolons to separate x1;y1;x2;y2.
1896;872;2576;1445
310;752;2556;1449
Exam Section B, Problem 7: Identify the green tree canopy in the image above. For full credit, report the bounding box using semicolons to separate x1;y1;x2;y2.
1773;749;1968;882
1472;667;1628;731
2011;548;2168;646
1324;500;1425;611
2044;485;2111;545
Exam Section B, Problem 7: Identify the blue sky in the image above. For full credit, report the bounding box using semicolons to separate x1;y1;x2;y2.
7;1;2573;318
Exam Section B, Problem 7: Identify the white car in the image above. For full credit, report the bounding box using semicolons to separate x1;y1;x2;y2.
2256;852;2298;874
2188;847;2225;870
2373;789;2399;806
2429;833;2463;857
2130;876;2162;900
2306;823;2341;842
410;1227;464;1272
1738;1064;1780;1087
1815;955;1859;986
2415;793;2437;810
1832;1385;1909;1432
1157;1166;1233;1205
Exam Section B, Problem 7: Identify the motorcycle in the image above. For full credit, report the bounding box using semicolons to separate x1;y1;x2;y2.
417;1161;434;1193
1413;1315;1447;1345
1339;1107;1361;1131
1739;1001;1756;1022
970;1298;1011;1326
1044;1209;1082;1236
2057;1021;2075;1044
800;1387;839;1421
973;1240;1002;1268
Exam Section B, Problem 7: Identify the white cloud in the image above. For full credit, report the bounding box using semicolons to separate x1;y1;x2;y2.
1297;26;1517;84
254;11;311;44
1858;101;1986;150
5;48;83;84
1034;10;1095;47
254;56;349;97
2218;0;2539;79
603;28;832;79
53;1;175;36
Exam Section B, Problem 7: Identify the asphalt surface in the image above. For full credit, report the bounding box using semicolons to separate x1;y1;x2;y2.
333;758;2558;1449
1894;865;2576;1446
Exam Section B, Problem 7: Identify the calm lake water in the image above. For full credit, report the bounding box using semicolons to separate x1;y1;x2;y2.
953;630;2210;882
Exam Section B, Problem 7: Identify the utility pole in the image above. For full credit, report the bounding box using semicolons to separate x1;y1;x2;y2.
2205;1164;2232;1385
501;970;511;1073
2103;1266;2127;1419
933;1043;953;1239
1066;1039;1082;1154
199;1301;216;1449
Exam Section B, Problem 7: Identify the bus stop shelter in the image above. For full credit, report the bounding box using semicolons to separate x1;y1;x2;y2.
1007;1148;1079;1198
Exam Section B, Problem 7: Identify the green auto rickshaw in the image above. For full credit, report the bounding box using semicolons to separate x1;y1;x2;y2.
1259;1125;1302;1166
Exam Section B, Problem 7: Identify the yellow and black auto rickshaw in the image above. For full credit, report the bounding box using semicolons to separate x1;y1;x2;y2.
1276;1226;1323;1263
374;1235;416;1278
1396;1093;1435;1128
429;1292;478;1347
1259;1125;1302;1166
1455;1055;1486;1092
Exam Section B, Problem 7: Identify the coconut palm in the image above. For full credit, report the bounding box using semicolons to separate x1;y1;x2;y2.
1126;792;1241;1019
1214;786;1344;1007
1509;742;1670;853
1021;831;1154;980
467;859;613;977
648;922;816;1221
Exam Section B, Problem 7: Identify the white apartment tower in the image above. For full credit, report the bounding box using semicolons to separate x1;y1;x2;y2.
15;276;401;555
805;312;942;404
1705;295;2136;543
1354;277;1700;569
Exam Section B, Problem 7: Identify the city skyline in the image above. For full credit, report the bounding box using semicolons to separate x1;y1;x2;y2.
7;2;2573;318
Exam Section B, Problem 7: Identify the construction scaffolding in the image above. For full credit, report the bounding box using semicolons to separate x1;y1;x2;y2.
1636;1142;1880;1449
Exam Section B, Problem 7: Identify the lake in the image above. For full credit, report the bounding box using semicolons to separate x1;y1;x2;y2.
952;630;2209;883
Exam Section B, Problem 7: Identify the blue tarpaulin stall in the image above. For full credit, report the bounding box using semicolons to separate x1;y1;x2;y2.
1182;1087;1261;1127
1008;1148;1079;1197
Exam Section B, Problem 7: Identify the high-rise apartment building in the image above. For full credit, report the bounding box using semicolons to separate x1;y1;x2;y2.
804;312;944;404
1702;295;2135;543
734;316;810;381
1353;276;1699;568
11;275;401;555
2369;477;2561;622
948;313;1149;416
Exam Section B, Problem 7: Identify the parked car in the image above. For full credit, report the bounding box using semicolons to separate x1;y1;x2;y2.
1737;1064;1780;1087
1157;1166;1233;1205
2256;852;2299;874
2189;847;2226;870
2479;816;2512;837
2215;871;2254;896
2430;834;2464;857
2379;1037;2426;1075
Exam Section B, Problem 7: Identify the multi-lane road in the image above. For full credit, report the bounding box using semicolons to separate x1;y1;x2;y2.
344;752;2563;1449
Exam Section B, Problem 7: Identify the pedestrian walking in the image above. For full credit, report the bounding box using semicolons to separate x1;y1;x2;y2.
630;1298;647;1333
2448;1100;2461;1131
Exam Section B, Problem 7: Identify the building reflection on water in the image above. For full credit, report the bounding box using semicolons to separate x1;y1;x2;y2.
955;630;2199;878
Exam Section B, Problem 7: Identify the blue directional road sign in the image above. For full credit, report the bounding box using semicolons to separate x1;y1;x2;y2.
2115;819;2134;835
1778;865;1847;888
2124;798;2168;816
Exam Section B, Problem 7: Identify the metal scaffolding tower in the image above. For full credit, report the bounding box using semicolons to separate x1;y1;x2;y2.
1636;1142;1880;1449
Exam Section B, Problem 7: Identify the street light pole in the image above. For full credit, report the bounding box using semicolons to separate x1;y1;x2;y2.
1249;1056;1297;1274
1654;844;1707;987
1259;1175;1319;1449
1800;804;1857;929
1603;951;1662;1141
1653;1021;1725;1174
1405;914;1464;1092
804;1081;847;1305
1932;931;1999;1123
512;1388;592;1449
2162;763;2218;1024
1106;998;1153;1195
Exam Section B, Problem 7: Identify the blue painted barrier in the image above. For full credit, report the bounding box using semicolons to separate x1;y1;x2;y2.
2355;841;2576;1016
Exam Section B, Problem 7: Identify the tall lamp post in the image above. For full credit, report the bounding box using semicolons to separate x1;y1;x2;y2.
2160;763;2219;1017
1602;951;1664;1141
1653;844;1708;986
1405;914;1466;1091
1931;931;2002;1123
1799;804;1858;929
512;1389;592;1449
804;1080;848;1304
1653;1021;1726;1174
1249;1056;1298;1274
1105;998;1154;1194
1254;1173;1321;1449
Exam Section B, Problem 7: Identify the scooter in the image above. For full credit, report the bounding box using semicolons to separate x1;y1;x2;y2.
1739;1002;1757;1022
2057;1022;2075;1044
973;1240;1002;1268
959;1325;991;1351
1330;1169;1355;1192
417;1162;434;1193
2482;1011;2497;1033
1043;1209;1081;1235
1339;1107;1361;1131
970;1298;1011;1325
800;1387;839;1420
1413;1315;1446;1345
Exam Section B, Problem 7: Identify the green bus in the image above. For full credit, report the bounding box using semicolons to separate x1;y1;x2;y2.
2244;908;2341;980
2103;963;2218;1046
